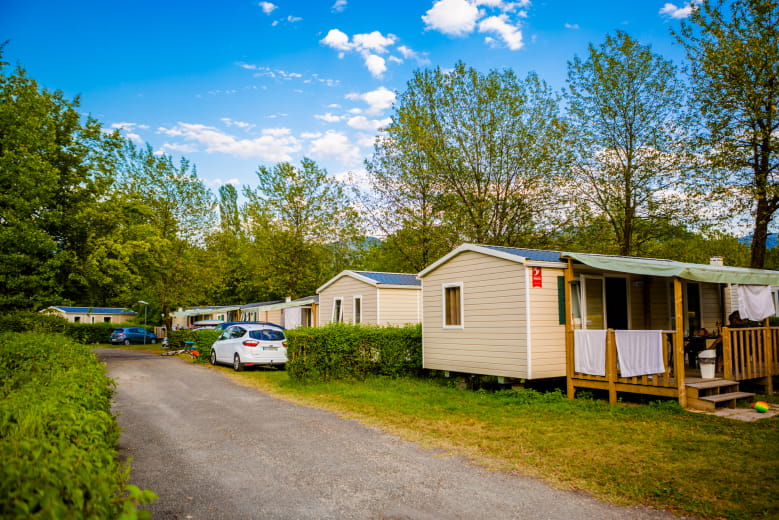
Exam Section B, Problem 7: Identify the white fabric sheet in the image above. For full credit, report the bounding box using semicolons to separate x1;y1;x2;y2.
574;329;606;376
615;330;665;378
736;285;776;322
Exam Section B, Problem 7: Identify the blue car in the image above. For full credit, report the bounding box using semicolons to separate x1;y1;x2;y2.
110;327;157;345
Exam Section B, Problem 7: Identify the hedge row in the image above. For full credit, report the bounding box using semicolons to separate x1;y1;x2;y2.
286;323;422;382
0;311;141;344
165;329;221;363
0;332;155;519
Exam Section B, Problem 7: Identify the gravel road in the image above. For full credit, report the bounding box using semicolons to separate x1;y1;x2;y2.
98;348;682;520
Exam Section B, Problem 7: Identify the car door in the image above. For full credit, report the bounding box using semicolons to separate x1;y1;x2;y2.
214;327;234;362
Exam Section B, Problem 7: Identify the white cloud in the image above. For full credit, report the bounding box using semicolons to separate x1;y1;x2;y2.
110;122;145;144
363;54;387;78
308;130;361;164
259;2;277;15
321;28;352;52
345;86;396;116
157;123;301;161
347;116;392;131
564;23;580;29
659;2;698;19
161;142;198;154
287;15;302;23
423;0;480;36
331;0;347;11
315;112;343;123
478;14;523;50
353;31;397;53
220;118;256;131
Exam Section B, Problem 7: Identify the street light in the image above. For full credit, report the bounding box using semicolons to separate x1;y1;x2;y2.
138;301;148;345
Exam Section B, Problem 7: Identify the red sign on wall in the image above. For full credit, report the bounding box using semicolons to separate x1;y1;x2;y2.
532;266;542;288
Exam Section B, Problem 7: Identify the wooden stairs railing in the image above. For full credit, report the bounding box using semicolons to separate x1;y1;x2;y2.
686;380;755;412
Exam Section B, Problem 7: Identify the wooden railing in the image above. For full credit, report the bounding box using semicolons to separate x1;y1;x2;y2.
723;326;779;382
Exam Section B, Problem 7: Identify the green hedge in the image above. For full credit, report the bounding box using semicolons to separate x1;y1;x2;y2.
286;323;422;382
0;332;155;518
0;311;142;344
166;329;221;363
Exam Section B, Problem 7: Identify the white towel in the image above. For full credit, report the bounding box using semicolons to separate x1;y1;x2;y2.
574;329;606;376
737;285;776;322
615;330;665;377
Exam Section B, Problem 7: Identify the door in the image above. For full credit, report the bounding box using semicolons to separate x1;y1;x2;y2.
605;277;629;330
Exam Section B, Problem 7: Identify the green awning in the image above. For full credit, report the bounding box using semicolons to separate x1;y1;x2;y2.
563;252;779;286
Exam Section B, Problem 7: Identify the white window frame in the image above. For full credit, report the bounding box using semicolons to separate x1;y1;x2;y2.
353;295;362;324
332;297;343;323
442;282;464;329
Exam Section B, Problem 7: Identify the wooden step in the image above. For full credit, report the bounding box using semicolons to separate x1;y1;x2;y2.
688;391;755;412
686;379;739;390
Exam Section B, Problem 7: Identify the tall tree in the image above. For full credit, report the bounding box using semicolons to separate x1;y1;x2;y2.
565;31;694;257
243;158;363;299
366;61;568;259
107;140;216;323
675;0;779;268
0;53;111;310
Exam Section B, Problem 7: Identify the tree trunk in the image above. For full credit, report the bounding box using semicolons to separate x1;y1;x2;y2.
750;197;771;268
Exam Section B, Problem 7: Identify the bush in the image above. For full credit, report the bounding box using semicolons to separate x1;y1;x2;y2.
0;311;69;334
286;323;422;382
166;329;220;363
66;322;117;344
0;332;155;518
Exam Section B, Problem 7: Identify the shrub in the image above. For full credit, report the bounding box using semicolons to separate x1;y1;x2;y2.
0;332;155;518
66;322;116;344
166;329;220;363
0;310;69;334
286;323;422;382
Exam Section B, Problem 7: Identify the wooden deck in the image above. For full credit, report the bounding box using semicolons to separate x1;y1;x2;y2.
566;327;776;409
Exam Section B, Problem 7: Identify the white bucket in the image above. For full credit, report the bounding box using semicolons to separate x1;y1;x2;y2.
698;349;716;379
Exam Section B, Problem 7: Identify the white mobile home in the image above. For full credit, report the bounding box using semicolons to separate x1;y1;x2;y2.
317;271;421;326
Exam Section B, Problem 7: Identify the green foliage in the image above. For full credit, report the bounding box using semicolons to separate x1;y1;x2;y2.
565;31;695;257
166;329;220;363
66;322;117;344
286;323;422;382
676;0;779;267
365;61;569;259
0;311;69;334
0;53;112;311
0;332;155;518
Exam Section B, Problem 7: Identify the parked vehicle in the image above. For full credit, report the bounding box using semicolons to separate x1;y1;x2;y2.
214;321;284;331
110;327;157;345
210;324;287;371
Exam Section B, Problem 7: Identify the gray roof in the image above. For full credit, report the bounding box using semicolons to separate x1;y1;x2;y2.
480;245;563;263
352;271;421;286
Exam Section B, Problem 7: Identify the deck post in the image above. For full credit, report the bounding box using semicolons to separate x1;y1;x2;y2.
606;329;617;404
673;277;687;407
722;326;732;380
565;259;575;399
764;319;774;393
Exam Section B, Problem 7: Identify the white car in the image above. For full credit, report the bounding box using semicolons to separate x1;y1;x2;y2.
210;324;287;371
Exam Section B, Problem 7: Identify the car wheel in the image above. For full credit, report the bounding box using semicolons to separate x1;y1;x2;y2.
210;349;217;365
233;354;243;371
124;339;131;345
150;338;156;344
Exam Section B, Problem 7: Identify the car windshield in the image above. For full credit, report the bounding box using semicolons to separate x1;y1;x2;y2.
248;329;285;341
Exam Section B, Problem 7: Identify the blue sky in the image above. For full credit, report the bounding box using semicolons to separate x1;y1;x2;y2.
2;0;698;191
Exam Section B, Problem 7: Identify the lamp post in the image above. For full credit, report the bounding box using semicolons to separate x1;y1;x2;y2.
138;301;148;345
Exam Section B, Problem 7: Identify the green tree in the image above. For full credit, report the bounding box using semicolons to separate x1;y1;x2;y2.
565;31;695;257
107;140;216;324
243;158;363;299
366;62;568;258
0;54;111;310
675;0;779;268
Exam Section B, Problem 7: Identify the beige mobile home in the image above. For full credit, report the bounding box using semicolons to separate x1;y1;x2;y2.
43;306;136;324
317;271;421;326
418;244;569;380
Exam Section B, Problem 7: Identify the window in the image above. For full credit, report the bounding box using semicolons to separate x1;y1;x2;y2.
73;316;80;323
333;298;343;323
443;283;463;328
353;296;362;324
103;317;111;323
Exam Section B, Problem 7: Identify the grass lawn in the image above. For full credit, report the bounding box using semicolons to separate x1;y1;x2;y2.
204;366;778;520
